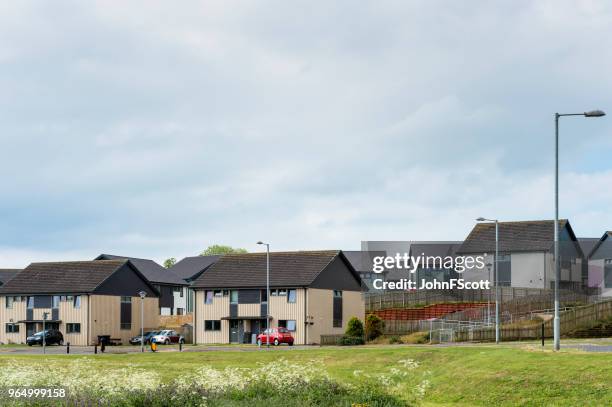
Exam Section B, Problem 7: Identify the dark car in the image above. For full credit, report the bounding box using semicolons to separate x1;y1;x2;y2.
129;331;160;345
26;330;64;346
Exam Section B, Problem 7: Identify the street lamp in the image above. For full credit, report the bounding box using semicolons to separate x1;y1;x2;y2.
553;109;605;351
42;312;49;354
476;217;500;343
485;262;493;325
257;241;270;348
138;290;147;353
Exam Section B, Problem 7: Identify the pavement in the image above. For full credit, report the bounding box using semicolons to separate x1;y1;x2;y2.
0;343;310;355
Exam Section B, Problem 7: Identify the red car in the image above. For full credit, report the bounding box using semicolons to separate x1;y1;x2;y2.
257;328;294;346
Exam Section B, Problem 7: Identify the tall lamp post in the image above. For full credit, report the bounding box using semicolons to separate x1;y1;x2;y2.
138;290;147;353
476;217;500;343
553;110;605;351
485;262;493;325
42;312;49;354
257;241;270;348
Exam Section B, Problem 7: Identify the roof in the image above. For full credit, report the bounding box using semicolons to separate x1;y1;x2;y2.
95;254;186;285
169;255;221;281
0;269;21;286
457;220;581;254
586;231;612;258
578;237;600;258
342;251;386;273
0;260;129;294
191;250;355;289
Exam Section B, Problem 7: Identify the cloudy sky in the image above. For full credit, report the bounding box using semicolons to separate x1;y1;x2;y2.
2;1;612;267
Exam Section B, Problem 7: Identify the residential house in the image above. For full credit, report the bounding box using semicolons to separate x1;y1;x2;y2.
0;260;159;345
587;231;612;297
457;220;584;290
342;251;385;290
191;250;364;345
95;254;188;316
169;255;221;313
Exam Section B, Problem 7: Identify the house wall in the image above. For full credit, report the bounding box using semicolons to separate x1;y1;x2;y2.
269;288;305;344
589;259;612;297
195;290;229;344
0;297;27;344
307;288;364;345
0;295;90;345
511;252;545;288
89;295;159;345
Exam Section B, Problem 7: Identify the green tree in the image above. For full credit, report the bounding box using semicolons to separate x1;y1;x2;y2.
163;257;177;268
200;245;248;256
345;317;364;338
365;314;384;341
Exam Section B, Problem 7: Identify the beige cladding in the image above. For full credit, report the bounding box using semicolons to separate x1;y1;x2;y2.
89;295;159;345
195;291;229;343
306;288;364;344
0;297;27;344
269;289;305;344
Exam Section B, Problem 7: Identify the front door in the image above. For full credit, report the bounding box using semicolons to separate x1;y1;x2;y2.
26;323;37;337
229;320;243;343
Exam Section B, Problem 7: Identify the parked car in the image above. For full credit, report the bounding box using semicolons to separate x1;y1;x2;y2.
26;330;64;346
256;327;294;346
129;331;160;345
151;330;184;345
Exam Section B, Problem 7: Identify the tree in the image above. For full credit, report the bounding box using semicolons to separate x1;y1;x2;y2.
365;314;384;341
345;317;364;338
163;258;177;268
200;245;248;256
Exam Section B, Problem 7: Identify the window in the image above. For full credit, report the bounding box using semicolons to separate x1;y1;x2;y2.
66;323;81;333
270;289;278;296
278;289;287;296
278;320;296;331
5;296;13;309
120;296;131;304
287;289;297;303
66;295;74;303
27;296;34;309
52;296;60;308
333;290;343;328
176;308;184;315
205;291;213;304
605;260;612;288
180;289;184;298
120;323;131;330
230;290;238;304
5;323;19;333
60;296;66;302
214;290;223;297
223;290;229;296
204;320;221;331
261;290;268;303
74;295;82;308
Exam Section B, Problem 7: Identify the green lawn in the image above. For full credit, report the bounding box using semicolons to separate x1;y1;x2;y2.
0;344;610;406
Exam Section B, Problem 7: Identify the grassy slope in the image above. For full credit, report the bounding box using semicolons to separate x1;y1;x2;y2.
0;345;610;406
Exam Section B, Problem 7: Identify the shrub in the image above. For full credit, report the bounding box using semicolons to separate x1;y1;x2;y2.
388;335;403;344
345;317;364;338
365;314;384;341
338;335;365;346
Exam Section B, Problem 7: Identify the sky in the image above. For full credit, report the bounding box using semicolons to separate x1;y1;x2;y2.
2;1;612;267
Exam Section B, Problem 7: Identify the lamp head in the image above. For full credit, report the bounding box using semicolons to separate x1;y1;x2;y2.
584;110;606;117
138;290;147;299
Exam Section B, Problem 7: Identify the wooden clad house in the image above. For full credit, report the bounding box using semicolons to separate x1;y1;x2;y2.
0;260;159;345
191;250;365;345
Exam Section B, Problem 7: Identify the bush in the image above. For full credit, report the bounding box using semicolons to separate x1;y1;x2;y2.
365;314;384;341
338;335;365;346
388;335;403;344
345;317;364;338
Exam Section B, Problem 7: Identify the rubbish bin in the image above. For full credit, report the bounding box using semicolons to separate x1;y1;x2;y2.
251;333;257;344
97;335;110;346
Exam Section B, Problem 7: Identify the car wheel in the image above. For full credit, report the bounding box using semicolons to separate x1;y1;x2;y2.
164;339;170;345
27;343;32;346
274;338;279;346
289;341;294;346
